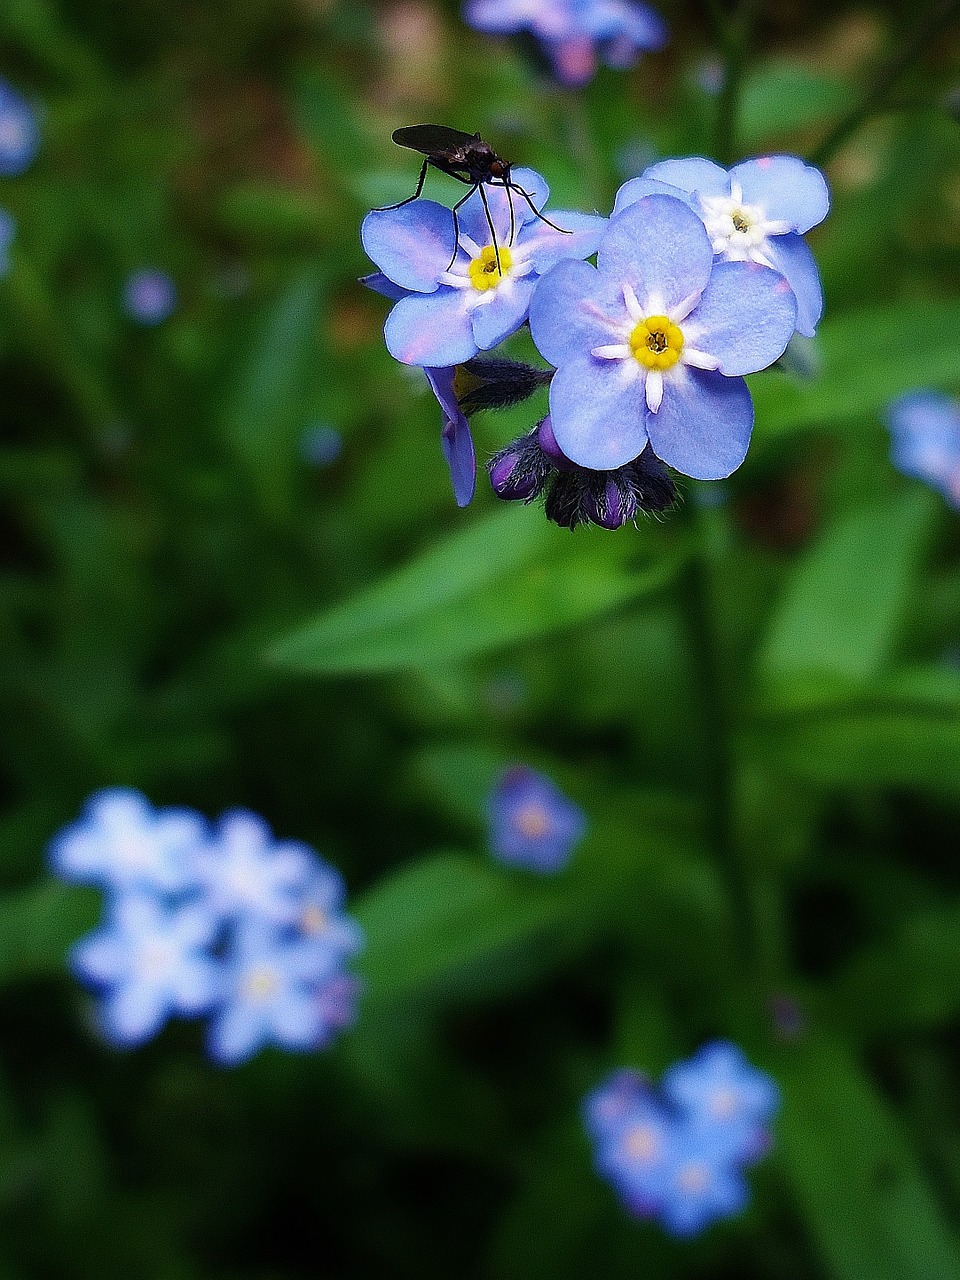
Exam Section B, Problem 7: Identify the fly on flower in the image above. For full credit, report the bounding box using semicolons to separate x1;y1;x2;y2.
377;124;570;268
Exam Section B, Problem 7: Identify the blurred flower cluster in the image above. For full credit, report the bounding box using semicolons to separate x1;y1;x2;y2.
0;77;40;277
488;765;587;870
464;0;668;86
361;152;828;526
51;790;363;1065
885;390;960;507
585;1042;779;1235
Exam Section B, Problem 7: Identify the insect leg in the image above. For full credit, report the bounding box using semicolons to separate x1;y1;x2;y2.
446;185;479;271
373;158;430;212
510;183;573;234
507;182;516;247
477;182;501;272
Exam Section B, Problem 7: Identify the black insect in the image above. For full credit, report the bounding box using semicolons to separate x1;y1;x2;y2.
375;124;569;269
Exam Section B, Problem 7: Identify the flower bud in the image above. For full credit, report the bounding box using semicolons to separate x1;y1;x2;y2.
584;476;637;530
490;450;539;500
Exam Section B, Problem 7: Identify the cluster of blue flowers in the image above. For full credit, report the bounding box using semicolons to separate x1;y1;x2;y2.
0;78;40;276
50;790;363;1065
488;765;587;871
464;0;667;87
585;1042;779;1236
361;151;828;526
885;390;960;508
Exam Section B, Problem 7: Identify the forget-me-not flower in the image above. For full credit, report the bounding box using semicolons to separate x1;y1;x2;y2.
49;788;206;896
616;156;829;337
0;209;14;277
488;765;587;871
124;269;177;325
196;809;314;925
529;193;797;478
884;390;960;506
0;79;40;176
71;894;220;1046
464;0;667;86
362;170;606;367
585;1041;778;1236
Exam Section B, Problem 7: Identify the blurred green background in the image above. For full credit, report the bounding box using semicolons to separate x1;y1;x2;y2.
2;0;960;1275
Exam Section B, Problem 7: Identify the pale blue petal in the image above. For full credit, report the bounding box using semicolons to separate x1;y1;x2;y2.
102;982;170;1045
646;368;753;480
598;195;713;312
762;233;823;337
208;1004;265;1066
384;291;478;366
731;155;829;233
506;167;550;226
71;932;123;984
643;157;730;199
548;357;648;470
686;260;796;374
612;176;696;217
270;990;322;1048
470;278;536;350
529;259;628;368
361;201;455;293
466;0;531;30
426;366;476;507
173;957;222;1013
456;167;551;248
359;271;409;301
519;210;607;274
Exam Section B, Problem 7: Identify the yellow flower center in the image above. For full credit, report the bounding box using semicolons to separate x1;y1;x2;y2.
245;967;279;1001
629;315;683;370
623;1124;659;1163
301;905;328;936
469;244;512;292
515;802;551;838
732;210;751;233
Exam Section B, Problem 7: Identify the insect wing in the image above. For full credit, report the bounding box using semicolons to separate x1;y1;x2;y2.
392;124;479;157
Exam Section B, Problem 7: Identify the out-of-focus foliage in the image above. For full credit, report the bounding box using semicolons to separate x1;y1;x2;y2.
1;0;960;1276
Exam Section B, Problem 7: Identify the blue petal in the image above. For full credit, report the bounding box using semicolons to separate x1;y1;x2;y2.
548;356;648;470
102;982;170;1046
598;195;713;312
686;260;796;375
470;277;536;350
426;367;477;507
359;271;409;301
361;201;455;294
731;155;829;233
762;233;823;337
519;210;608;275
529;258;628;368
506;167;550;227
208;1004;265;1065
456;167;551;249
384;290;478;366
612;176;696;218
643;157;730;199
646;368;753;479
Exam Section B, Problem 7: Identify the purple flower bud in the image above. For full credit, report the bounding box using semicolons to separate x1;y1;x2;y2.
537;415;575;468
584;476;637;530
490;450;539;500
124;269;177;326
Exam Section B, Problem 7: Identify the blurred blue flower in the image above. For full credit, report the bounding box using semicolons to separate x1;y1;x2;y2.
296;863;366;961
488;765;587;871
197;809;314;926
300;423;343;468
361;172;606;367
586;1042;778;1236
49;788;206;895
885;390;960;506
0;79;40;176
206;922;350;1065
124;268;177;325
0;208;14;276
616;155;829;337
529;193;796;478
464;0;667;86
71;895;220;1046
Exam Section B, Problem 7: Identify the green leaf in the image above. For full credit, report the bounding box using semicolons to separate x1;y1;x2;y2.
0;883;98;987
757;490;935;688
740;62;854;146
751;300;960;441
778;1039;960;1280
271;505;684;674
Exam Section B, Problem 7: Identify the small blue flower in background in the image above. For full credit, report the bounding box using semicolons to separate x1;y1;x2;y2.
529;193;796;478
0;208;15;277
50;788;206;895
488;765;587;871
300;422;343;468
0;79;40;176
616;155;829;337
52;792;363;1063
71;895;220;1046
885;390;960;507
361;170;606;367
464;0;667;87
124;268;178;325
586;1041;779;1236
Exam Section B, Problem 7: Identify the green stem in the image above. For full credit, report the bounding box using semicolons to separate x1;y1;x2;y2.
709;0;762;163
810;0;960;168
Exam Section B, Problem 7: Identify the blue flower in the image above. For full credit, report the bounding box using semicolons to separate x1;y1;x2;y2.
465;0;667;86
296;863;366;962
361;171;606;367
426;366;477;507
300;423;343;467
885;390;960;506
124;269;177;325
529;193;797;478
196;809;314;925
0;208;14;277
616;155;829;337
585;1043;778;1236
488;765;587;872
0;80;40;176
49;789;206;895
71;895;220;1046
206;922;348;1065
